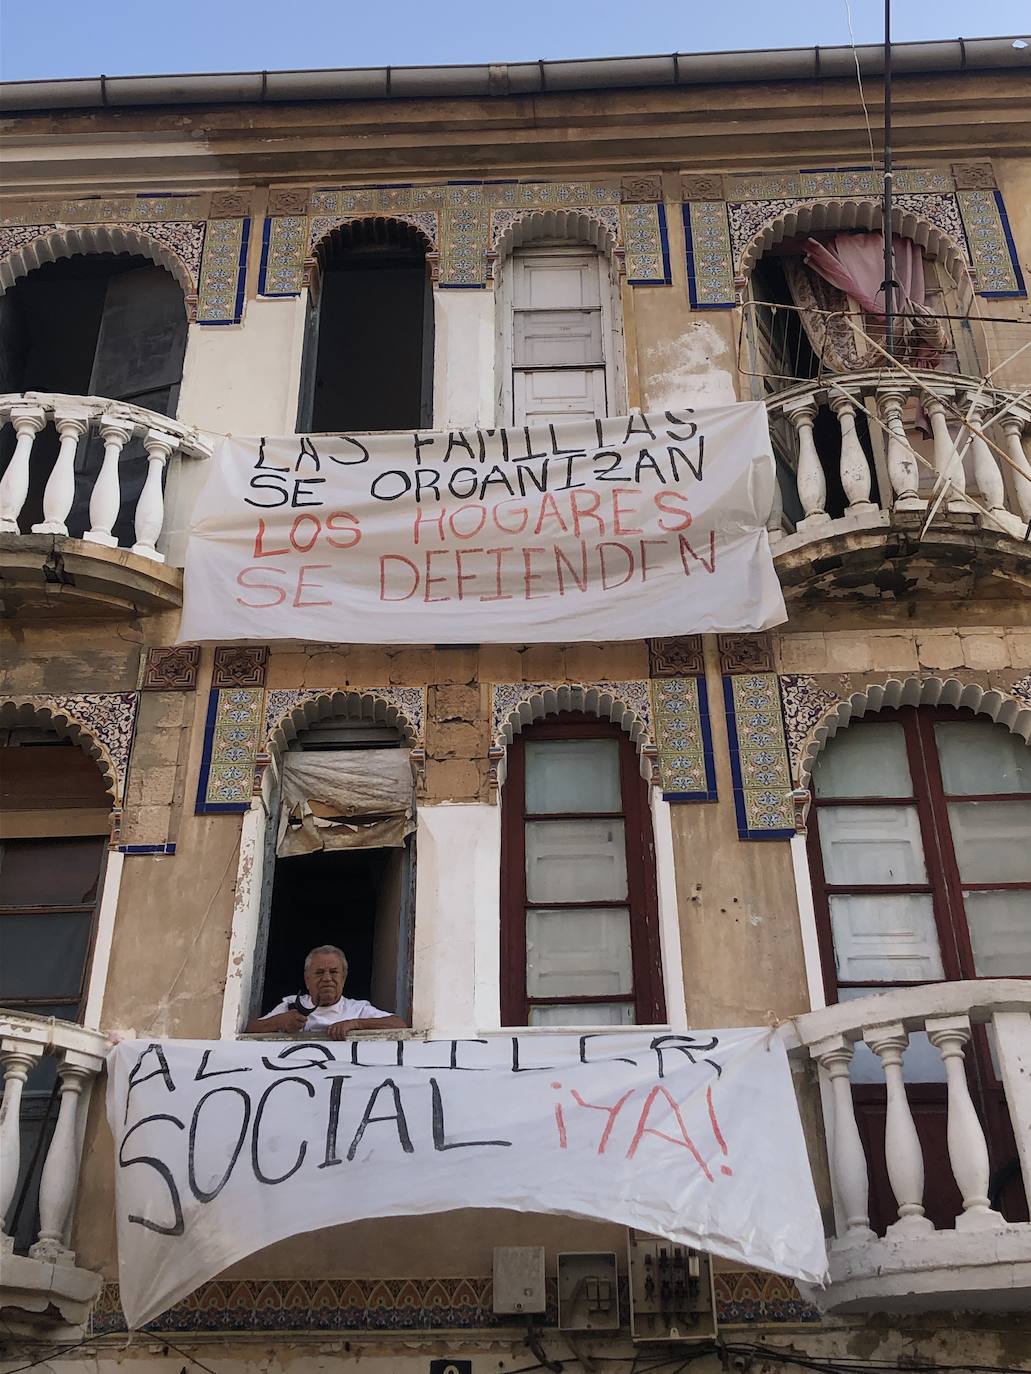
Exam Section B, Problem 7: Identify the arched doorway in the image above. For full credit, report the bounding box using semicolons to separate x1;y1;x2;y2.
805;704;1030;1227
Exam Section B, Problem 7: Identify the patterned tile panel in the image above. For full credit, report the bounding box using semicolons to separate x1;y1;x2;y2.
264;686;425;745
958;189;1027;297
490;680;653;747
651;675;717;801
196;687;265;813
620;202;671;284
213;645;269;689
1;691;138;804
648;636;704;677
196;216;250;324
722;673;794;839
778;674;846;785
258;215;308;296
141;646;200;691
683;202;736;308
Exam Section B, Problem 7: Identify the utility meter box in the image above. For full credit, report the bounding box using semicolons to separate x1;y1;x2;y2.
492;1246;547;1315
557;1252;620;1331
626;1230;717;1342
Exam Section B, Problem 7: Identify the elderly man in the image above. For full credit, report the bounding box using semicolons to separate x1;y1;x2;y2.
247;944;406;1039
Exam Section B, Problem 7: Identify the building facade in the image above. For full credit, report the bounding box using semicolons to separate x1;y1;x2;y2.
1;34;1031;1372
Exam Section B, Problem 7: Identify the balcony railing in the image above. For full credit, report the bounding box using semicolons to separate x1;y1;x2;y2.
764;370;1031;552
0;392;211;565
791;980;1031;1313
0;1010;108;1332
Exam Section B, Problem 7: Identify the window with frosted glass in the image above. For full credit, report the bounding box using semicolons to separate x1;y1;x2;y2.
500;721;664;1027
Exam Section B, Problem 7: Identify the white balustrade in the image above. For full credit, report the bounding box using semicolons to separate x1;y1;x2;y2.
877;385;924;510
0;392;211;564
864;1022;932;1234
784;397;830;530
0;1012;107;1267
810;1034;875;1246
925;1014;1005;1231
963;394;1008;520
922;391;971;512
998;411;1031;525
828;387;875;514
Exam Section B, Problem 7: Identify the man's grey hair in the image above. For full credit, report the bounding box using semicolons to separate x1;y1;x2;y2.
304;944;348;975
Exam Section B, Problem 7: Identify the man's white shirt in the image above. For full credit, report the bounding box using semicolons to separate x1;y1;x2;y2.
260;995;393;1031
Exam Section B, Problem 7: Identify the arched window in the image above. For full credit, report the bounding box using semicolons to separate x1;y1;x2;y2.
807;706;1030;1227
500;715;664;1027
496;218;625;426
298;218;434;433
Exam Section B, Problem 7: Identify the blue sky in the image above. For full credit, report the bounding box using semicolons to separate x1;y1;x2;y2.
1;0;1028;82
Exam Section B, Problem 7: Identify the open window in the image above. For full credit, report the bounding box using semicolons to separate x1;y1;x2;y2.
298;218;434;433
254;714;416;1025
500;715;664;1027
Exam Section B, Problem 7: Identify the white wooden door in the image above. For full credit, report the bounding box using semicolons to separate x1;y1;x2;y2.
511;249;608;424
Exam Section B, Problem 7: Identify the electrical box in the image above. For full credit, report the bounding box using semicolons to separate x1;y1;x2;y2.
557;1252;619;1331
626;1230;717;1342
492;1246;546;1315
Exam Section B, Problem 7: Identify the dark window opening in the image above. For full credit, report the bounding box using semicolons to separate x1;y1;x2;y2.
300;218;433;433
0;253;188;540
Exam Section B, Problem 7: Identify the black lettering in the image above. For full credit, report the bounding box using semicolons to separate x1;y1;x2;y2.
520;427;549;461
346;1079;415;1160
555;454;587;491
118;1113;185;1236
195;1049;251;1080
255;437;289;472
371;469;413;501
329;434;370;465
415;468;442;504
295;436;321;472
511;1037;553;1073
515;461;548;497
664;410;697;443
420;1039;490;1070
319;1074;351;1168
579;1034;637;1067
125;1043;176;1123
413;432;437;464
479;465;516;499
668;437;704;482
634;449;667;483
547;424;582;458
650;1033;722;1079
261;1042;336;1072
244;473;290;508
624;413;657;443
444;431;477;463
447;466;480;499
430;1078;512;1150
291;477;326;508
188;1086;251;1203
593;450;628;482
251;1076;314;1184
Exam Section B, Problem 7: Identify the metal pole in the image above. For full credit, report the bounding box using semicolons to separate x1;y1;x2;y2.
882;0;895;359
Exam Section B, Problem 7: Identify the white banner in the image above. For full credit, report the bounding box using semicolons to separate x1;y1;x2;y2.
177;406;785;643
107;1030;826;1328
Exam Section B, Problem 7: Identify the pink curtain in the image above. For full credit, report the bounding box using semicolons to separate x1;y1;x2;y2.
803;232;926;315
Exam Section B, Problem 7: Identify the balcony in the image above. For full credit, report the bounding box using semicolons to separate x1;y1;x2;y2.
792;979;1031;1313
0;1010;108;1335
764;370;1031;603
0;392;211;619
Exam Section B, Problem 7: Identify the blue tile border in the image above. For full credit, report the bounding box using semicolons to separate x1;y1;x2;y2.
683;202;736;309
195;688;264;815
722;673;795;841
118;843;177;855
651;674;718;801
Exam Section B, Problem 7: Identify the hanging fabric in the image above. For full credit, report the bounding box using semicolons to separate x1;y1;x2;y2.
277;748;415;856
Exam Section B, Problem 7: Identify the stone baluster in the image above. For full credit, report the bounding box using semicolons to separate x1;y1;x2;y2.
812;1034;875;1245
864;1023;933;1235
766;459;786;545
964;393;1008;520
998;411;1031;525
28;1055;95;1264
784;396;830;531
84;417;134;547
926;1015;1005;1231
0;1042;44;1250
922;391;971;512
32;410;90;536
132;429;176;562
876;385;924;510
0;405;47;533
828;387;875;514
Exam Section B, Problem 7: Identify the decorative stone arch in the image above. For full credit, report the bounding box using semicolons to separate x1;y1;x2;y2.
305;214;440;288
785;674;1031;792
490;207;623;279
735;197;973;301
489;680;655;791
264;687;425;769
0;223;199;302
0;696;126;805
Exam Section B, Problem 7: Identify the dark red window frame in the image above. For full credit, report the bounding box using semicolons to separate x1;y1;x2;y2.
500;714;666;1027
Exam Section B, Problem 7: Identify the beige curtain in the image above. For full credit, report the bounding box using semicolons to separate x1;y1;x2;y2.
276;749;415;857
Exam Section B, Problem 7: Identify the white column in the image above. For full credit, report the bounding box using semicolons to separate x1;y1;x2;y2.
828;388;875;514
132;429;176;561
926;1014;1005;1231
766;459;786;545
877;385;924;511
0;405;47;533
864;1022;933;1235
28;1056;95;1264
964;394;1007;518
811;1034;875;1246
922;391;971;513
998;413;1031;524
989;1010;1031;1207
784;396;830;530
0;1043;43;1250
32;410;90;536
84;417;134;547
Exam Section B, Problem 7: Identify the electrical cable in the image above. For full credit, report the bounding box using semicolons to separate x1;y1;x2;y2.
842;0;879;173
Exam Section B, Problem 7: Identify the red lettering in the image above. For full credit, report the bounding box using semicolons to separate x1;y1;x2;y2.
252;519;291;559
293;563;332;608
289;513;321;554
493;499;530;535
413;507;446;545
480;547;513;601
598;541;635;590
554;542;588;594
380;554;420;601
569;488;605;537
626;1085;714;1178
638;538;668;581
454;547;483;601
424;549;452;602
325;511;361;549
522;546;547;600
236;566;287;608
569;1088;635;1155
449;504;488;540
655;490;693;532
678;530;717;575
612;487;643;535
534;492;569;536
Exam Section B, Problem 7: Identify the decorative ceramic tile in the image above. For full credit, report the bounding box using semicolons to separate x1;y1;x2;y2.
648;635;704;677
196;687;265;813
726;197;800;270
778;674;845;785
196;216;249;324
680;173;725;202
309;210;440;254
0;223;58;257
724;173;803;202
718;633;774;675
723;673;794;839
801;168;953;197
258;215;308;295
491;680;653;748
0;219;206;297
141;646;200;691
620;202;671;284
683;202;736;308
951;161;997;191
440;203;490;286
621;175;663;203
4;692;138;804
894;192;966;254
268;188;313;215
264;686;425;746
212;645;269;689
1009;673;1031;710
651;675;717;801
209;191;253;219
1;194;208;227
958;189;1026;297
